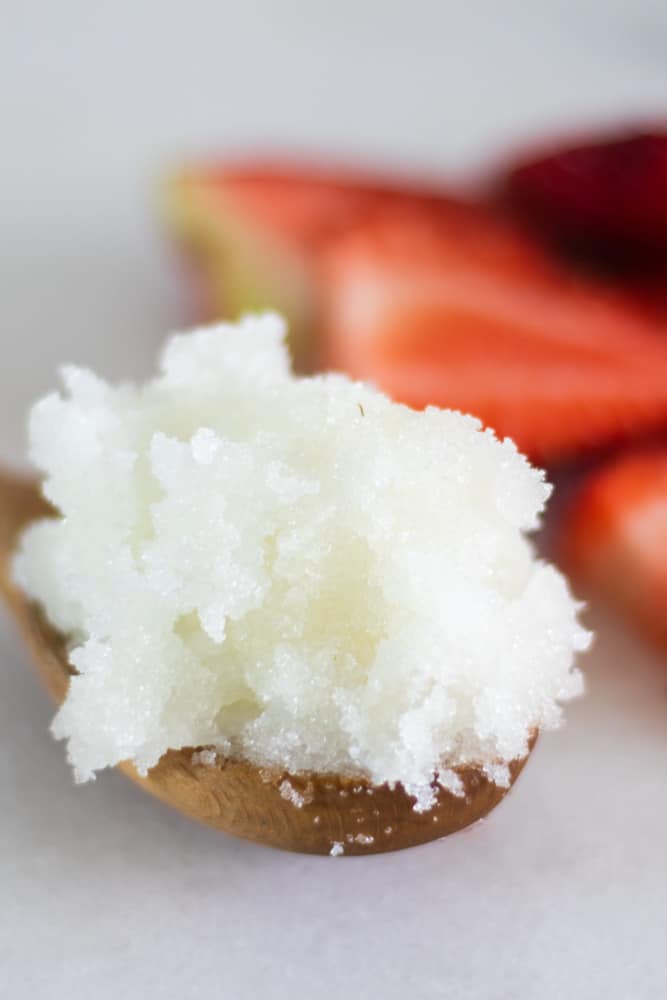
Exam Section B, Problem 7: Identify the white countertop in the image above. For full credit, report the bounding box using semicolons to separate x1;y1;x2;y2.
2;3;666;997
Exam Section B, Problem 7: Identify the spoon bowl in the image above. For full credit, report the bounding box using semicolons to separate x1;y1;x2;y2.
0;469;535;855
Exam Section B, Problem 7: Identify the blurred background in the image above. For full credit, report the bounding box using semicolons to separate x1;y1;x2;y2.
2;3;666;999
2;0;667;464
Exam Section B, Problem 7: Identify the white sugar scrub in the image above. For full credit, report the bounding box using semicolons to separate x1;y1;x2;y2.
13;312;591;809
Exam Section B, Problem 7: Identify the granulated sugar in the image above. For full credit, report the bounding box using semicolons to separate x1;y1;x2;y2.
279;779;312;808
14;312;590;807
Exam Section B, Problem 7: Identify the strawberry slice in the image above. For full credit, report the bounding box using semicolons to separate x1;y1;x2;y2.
163;162;466;369
499;128;667;274
320;211;667;463
560;450;667;653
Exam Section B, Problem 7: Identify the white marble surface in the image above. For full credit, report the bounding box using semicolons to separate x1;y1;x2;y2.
1;3;667;997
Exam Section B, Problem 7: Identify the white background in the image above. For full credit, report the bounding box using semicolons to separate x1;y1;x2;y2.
1;3;666;997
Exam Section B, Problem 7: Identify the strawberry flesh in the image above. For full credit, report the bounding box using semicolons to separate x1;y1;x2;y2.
195;163;466;248
163;163;470;368
320;210;667;464
561;450;667;653
164;160;667;464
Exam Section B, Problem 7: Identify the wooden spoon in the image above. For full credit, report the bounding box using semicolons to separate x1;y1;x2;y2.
0;468;535;855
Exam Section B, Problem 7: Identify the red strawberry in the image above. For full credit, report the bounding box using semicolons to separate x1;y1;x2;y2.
163;162;467;369
499;128;667;274
560;450;667;653
319;210;667;464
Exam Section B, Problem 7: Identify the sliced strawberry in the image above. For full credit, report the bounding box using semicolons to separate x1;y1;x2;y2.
319;211;667;463
162;162;467;369
499;128;667;274
560;450;667;653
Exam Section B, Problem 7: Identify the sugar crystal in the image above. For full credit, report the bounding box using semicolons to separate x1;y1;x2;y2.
279;779;306;808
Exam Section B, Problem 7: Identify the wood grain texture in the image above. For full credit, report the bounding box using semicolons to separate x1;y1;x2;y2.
0;468;535;855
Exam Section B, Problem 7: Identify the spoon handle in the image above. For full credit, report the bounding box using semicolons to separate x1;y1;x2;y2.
0;469;70;702
0;469;48;567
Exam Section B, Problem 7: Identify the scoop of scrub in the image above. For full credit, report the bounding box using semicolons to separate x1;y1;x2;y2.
4;313;589;853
